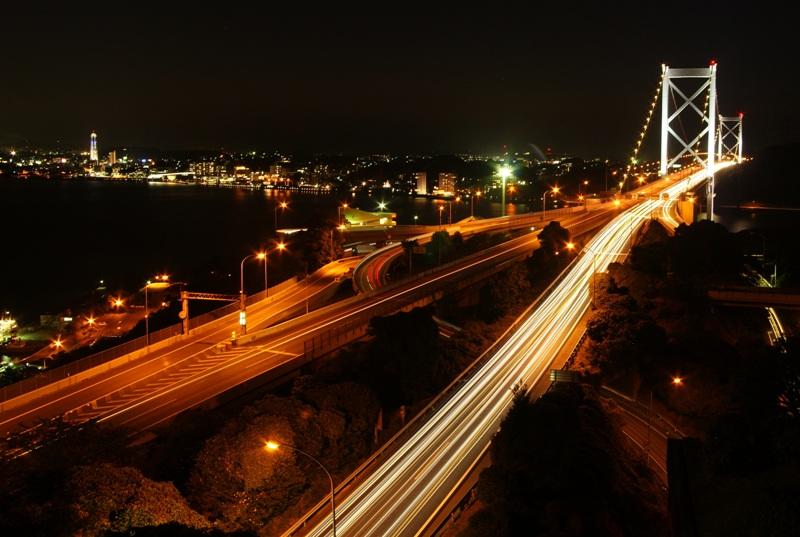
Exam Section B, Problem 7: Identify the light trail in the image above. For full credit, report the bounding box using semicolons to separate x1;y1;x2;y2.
293;162;737;537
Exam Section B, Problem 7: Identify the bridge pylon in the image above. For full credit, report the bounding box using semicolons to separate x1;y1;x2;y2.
717;112;744;163
659;62;717;220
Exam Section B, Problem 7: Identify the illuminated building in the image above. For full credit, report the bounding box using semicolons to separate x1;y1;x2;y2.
437;172;456;196
90;131;98;162
414;172;427;195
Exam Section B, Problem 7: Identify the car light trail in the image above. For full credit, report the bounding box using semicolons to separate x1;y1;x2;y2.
295;162;736;537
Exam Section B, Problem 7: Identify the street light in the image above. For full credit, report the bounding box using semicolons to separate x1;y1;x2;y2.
275;201;288;230
413;215;418;231
239;253;261;335
265;441;337;537
497;165;513;217
471;190;481;218
142;276;175;345
542;186;560;220
338;203;348;226
377;201;387;211
646;376;685;464
438;205;445;229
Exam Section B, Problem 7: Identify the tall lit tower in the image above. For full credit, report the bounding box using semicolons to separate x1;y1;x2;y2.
89;131;98;162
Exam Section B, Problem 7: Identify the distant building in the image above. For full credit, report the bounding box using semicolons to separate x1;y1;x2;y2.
437;172;456;196
342;207;396;227
107;150;117;165
414;172;427;195
89;132;98;162
189;161;224;178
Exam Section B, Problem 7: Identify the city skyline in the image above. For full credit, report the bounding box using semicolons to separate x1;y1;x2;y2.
0;7;795;157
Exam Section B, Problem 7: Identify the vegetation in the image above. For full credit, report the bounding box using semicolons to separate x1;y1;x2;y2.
577;219;800;535
462;386;666;537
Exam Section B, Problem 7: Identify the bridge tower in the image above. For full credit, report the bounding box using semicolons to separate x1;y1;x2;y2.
717;112;743;163
659;62;717;220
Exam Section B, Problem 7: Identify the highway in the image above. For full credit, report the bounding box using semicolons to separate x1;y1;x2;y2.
289;163;736;537
353;208;586;293
0;208;613;442
0;259;358;439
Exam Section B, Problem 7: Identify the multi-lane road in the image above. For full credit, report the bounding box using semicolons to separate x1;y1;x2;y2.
0;259;357;438
352;207;586;293
0;206;615;442
288;163;735;537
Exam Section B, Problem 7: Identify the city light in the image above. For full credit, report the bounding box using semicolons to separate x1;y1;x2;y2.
265;440;280;451
672;376;684;386
497;164;513;180
377;201;387;210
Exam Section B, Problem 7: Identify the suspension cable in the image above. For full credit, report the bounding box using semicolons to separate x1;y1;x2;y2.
622;69;664;190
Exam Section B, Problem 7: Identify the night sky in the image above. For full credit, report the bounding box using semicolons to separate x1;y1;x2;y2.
1;6;795;158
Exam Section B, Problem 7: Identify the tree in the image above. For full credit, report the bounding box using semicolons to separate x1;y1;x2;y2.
480;263;531;321
64;463;209;536
465;385;667;537
426;231;453;266
364;307;452;408
537;221;570;256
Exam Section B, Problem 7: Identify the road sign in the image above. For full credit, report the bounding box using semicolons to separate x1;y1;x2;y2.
550;369;580;383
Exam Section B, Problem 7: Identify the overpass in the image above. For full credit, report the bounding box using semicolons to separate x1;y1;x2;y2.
708;286;800;309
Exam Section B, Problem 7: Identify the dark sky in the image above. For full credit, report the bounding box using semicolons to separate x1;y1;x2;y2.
1;5;795;158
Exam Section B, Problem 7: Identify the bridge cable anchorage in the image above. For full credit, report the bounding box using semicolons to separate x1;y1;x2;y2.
623;68;664;190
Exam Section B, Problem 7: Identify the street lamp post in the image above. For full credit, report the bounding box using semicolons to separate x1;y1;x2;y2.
413;215;418;231
265;441;337;537
471;190;481;218
542;186;560;221
239;253;265;335
275;201;288;230
646;376;684;465
498;165;513;217
438;205;444;230
144;282;149;346
338;203;348;226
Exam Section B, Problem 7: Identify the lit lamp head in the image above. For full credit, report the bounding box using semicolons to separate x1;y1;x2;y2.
276;242;287;252
672;376;684;386
280;202;288;209
566;242;575;251
256;252;266;260
265;441;280;452
497;165;513;181
378;201;387;210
